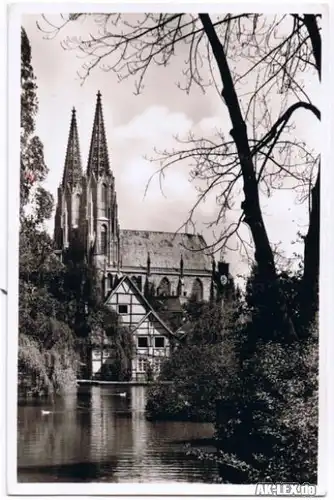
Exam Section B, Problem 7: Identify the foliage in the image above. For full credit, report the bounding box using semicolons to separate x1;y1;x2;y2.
182;296;242;345
146;299;239;421
207;272;318;484
147;343;237;422
90;305;134;381
196;333;318;484
19;28;79;396
18;234;79;396
18;333;78;397
21;28;49;211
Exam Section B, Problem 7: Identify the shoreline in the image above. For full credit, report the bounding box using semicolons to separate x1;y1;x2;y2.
76;379;173;386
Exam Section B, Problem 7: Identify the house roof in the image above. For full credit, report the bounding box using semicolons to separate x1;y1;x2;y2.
120;230;212;270
175;321;194;339
105;274;176;337
154;297;184;314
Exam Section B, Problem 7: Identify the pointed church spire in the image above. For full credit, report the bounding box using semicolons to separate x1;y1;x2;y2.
87;91;110;177
62;107;82;187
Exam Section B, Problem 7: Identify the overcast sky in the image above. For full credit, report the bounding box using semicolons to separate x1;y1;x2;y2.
22;13;321;279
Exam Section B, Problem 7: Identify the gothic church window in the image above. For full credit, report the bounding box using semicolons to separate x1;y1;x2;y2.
63;211;68;246
100;224;107;255
191;278;203;301
101;183;108;216
73;193;80;227
157;277;171;297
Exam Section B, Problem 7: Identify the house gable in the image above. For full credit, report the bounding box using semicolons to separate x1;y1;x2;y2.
104;275;175;337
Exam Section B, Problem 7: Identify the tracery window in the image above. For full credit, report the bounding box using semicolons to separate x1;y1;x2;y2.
191;278;203;301
100;224;107;254
157;277;171;297
73;193;80;227
101;183;108;216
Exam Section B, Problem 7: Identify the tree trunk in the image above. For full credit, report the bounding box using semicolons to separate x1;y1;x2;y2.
301;14;321;329
301;169;320;331
199;14;276;280
199;13;296;339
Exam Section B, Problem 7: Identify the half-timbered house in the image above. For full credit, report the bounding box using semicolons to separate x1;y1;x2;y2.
92;275;176;381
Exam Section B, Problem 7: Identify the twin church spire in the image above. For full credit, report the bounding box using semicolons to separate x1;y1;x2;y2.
55;91;119;264
62;90;110;186
62;107;82;187
87;90;111;177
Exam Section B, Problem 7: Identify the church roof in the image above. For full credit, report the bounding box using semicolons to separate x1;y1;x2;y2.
120;230;212;270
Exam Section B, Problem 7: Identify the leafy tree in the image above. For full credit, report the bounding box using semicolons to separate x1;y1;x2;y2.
90;305;134;381
19;28;78;396
146;299;239;421
211;270;318;483
182;296;241;345
21;27;49;213
146;343;237;422
212;334;318;484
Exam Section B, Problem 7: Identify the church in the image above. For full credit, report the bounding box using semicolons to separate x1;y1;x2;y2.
53;92;231;379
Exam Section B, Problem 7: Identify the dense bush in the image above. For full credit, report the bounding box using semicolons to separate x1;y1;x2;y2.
146;344;237;421
146;299;240;421
192;332;318;484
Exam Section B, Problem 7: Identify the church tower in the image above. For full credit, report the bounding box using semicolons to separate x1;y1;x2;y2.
54;107;84;254
54;92;120;270
84;91;120;270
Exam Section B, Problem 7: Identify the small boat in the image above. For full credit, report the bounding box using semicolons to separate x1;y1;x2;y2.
41;410;51;416
118;392;127;397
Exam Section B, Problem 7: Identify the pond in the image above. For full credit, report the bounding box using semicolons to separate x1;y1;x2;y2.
17;385;219;483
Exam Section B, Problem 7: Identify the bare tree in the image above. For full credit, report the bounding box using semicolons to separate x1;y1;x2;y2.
38;12;321;334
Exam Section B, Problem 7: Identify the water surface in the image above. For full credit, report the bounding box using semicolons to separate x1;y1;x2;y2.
17;385;218;483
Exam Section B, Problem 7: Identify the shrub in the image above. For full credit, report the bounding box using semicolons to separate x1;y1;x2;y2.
213;324;318;483
146;342;237;422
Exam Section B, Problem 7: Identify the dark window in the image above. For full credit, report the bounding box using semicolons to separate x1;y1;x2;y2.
101;184;108;216
73;193;80;226
118;304;128;314
101;225;107;254
138;337;148;348
155;337;165;348
157;277;171;296
191;278;203;301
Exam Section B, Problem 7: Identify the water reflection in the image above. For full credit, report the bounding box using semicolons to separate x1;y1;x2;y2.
18;385;217;483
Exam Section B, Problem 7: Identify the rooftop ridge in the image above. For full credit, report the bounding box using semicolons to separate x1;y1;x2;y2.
120;228;204;238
